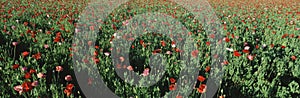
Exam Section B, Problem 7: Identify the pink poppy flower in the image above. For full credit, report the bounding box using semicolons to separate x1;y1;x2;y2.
12;42;18;46
56;66;63;72
142;68;150;76
14;85;23;94
65;75;72;81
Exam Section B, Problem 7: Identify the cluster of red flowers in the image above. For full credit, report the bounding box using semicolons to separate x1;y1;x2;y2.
64;83;74;97
13;66;42;95
169;77;177;91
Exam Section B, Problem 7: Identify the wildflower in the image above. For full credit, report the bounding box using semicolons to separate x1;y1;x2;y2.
169;84;176;91
14;85;23;94
291;56;297;61
233;51;241;57
22;67;27;71
171;41;176;47
191;50;199;58
66;83;74;90
31;81;38;87
161;41;166;47
222;61;229;65
176;95;183;98
32;52;41;60
104;52;110;56
197;76;206;82
24;72;31;79
65;75;72;81
206;42;210;46
169;78;176;83
142;68;150;76
29;69;36;74
56;66;63;72
12;64;19;69
37;73;45;78
226;48;234;52
197;84;207;93
166;51;172;55
64;89;72;96
12;42;18;46
44;44;49;48
22;51;30;57
247;55;254;61
224;37;230;42
205;66;211;72
64;83;74;96
122;20;129;26
244;46;250;50
22;81;33;92
127;66;133;71
119;57;124;62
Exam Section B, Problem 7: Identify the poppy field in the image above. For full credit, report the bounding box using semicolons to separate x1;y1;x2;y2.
0;0;299;98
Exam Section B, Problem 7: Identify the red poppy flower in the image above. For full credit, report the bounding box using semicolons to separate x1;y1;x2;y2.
281;45;286;49
291;56;297;61
233;51;241;57
56;32;61;37
139;40;144;46
197;76;206;82
93;51;98;56
93;58;100;64
197;84;206;93
23;22;28;26
169;78;176;84
222;61;229;65
205;66;211;72
242;49;250;53
24;72;31;79
29;69;36;74
12;64;19;69
161;41;166;47
255;45;259;49
270;44;274;48
22;81;33;92
191;50;199;58
224;37;230;42
169;84;176;91
64;89;72;96
152;49;162;54
282;33;288;38
176;95;183;98
54;37;60;42
22;51;30;57
289;34;295;38
66;83;74;90
206;42;210;46
32;52;41;60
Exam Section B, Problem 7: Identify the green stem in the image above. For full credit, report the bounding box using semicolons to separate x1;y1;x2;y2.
13;46;16;63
